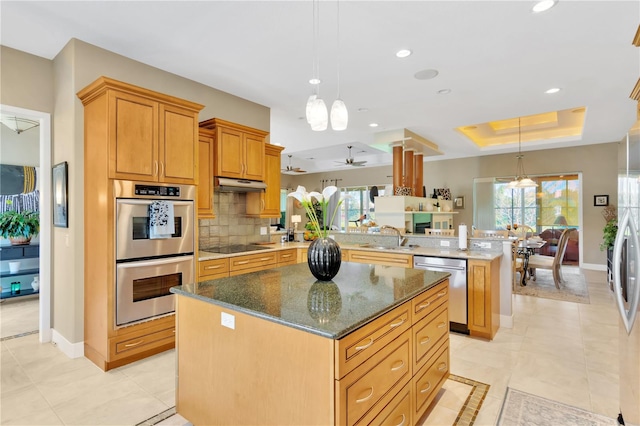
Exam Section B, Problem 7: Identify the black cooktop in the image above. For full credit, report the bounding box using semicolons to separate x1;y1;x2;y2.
203;244;270;254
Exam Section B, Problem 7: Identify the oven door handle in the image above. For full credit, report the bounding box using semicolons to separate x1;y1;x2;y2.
117;255;194;269
117;200;193;207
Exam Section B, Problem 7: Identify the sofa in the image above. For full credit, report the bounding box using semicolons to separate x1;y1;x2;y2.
537;228;579;263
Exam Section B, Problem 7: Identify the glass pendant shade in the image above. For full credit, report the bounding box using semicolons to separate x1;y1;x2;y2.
305;94;317;124
330;99;348;131
309;98;328;131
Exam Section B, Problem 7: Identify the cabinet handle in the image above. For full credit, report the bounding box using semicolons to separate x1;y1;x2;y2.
437;290;446;297
395;414;406;426
437;362;447;371
420;336;431;345
389;318;405;328
419;381;432;394
355;387;374;403
205;265;223;270
124;339;144;348
261;199;265;212
418;300;431;311
437;322;447;329
235;260;250;265
259;257;272;261
355;338;374;351
154;161;158;177
281;254;292;258
160;161;164;178
390;360;405;371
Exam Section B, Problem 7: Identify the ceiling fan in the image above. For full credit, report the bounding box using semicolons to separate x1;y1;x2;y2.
335;145;367;167
282;155;306;173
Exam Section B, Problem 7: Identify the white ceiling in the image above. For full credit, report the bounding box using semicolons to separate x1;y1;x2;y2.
1;1;638;174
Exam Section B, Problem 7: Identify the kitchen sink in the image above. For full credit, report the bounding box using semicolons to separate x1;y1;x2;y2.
358;244;419;251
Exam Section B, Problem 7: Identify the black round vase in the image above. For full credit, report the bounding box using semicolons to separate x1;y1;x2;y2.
307;237;342;281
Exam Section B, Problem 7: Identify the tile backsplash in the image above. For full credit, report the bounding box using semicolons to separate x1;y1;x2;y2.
198;192;271;249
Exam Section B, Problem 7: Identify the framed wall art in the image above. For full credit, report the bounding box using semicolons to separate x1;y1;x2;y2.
454;196;465;209
53;161;68;227
594;195;609;207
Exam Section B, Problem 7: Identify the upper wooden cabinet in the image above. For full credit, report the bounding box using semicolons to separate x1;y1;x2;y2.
78;77;203;185
198;128;215;218
199;118;267;181
247;144;284;218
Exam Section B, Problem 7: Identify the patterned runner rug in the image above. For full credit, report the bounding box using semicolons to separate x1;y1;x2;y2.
514;266;590;304
498;388;617;425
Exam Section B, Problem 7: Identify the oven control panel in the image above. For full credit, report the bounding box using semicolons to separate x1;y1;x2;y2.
134;185;181;197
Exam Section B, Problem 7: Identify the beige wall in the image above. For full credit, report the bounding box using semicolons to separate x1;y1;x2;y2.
0;46;54;112
283;142;619;266
0;125;40;166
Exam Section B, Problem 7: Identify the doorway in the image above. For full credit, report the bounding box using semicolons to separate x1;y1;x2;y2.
0;104;52;343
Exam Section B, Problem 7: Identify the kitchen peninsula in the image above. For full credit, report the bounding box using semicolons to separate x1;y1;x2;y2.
171;262;451;426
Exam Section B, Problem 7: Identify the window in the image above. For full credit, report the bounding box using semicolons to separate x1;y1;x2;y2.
338;185;386;229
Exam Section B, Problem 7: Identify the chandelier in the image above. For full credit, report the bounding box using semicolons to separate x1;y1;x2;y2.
507;118;538;188
0;115;39;134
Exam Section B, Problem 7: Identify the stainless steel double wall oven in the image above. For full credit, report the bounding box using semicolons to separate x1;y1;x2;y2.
114;180;195;327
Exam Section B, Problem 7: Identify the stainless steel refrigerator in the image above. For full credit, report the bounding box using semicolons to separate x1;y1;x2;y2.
614;127;640;426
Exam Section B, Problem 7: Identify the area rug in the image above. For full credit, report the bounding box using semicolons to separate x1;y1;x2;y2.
497;388;617;426
514;266;590;304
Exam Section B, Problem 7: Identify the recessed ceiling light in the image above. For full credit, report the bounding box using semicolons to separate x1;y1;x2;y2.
357;108;369;113
532;0;558;13
414;69;439;80
309;78;321;85
437;89;452;95
396;49;412;58
545;87;561;94
369;123;379;128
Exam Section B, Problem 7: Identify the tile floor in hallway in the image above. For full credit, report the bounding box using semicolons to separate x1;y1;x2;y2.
0;269;619;425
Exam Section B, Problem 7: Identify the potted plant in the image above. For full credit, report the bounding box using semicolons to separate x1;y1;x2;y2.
0;210;40;245
600;218;618;251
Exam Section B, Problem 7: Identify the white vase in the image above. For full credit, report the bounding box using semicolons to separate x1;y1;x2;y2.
9;261;20;274
31;276;39;292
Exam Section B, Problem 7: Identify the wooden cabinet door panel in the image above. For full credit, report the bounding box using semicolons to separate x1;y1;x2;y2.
216;127;243;178
161;105;197;184
198;132;215;218
110;92;158;180
243;133;265;181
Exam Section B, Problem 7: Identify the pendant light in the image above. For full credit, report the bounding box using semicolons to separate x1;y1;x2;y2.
330;0;348;131
306;0;328;131
507;118;538;188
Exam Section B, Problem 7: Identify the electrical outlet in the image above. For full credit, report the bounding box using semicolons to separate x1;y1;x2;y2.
260;226;267;235
479;242;491;249
221;312;235;329
440;240;450;247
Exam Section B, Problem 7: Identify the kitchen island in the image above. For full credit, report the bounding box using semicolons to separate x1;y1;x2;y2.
171;262;451;426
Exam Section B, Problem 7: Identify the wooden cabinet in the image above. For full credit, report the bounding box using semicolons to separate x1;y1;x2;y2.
277;249;297;267
198;129;215;218
467;258;500;340
199;118;267;181
78;77;202;185
228;251;277;276
198;258;229;280
247;144;284;218
347;250;413;268
78;77;203;371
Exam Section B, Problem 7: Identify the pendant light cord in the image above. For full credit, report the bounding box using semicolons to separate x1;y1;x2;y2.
336;0;341;99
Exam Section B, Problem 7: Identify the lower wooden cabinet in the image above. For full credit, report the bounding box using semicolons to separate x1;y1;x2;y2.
229;252;278;276
277;249;297;267
198;258;229;280
412;340;449;421
467;258;500;340
348;250;413;268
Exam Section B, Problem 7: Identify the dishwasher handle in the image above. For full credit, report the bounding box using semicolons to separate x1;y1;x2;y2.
414;263;466;271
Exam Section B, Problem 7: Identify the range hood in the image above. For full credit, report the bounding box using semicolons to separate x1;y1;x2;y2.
215;177;266;192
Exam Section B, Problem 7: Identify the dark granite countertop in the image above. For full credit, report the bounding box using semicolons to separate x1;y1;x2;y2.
171;262;449;339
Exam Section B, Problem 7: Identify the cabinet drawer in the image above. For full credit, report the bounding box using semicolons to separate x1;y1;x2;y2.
111;326;175;357
348;250;412;268
413;303;448;373
198;258;229;279
277;249;297;266
297;248;308;263
368;381;412;426
412;341;449;421
338;330;411;426
411;280;448;324
229;252;277;275
335;301;411;379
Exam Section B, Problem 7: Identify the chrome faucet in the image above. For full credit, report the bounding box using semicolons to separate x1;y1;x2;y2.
381;225;407;247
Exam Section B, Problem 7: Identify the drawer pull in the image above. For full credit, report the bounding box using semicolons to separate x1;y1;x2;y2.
420;336;431;345
437;322;447;329
236;261;250;265
418;300;431;310
205;265;222;270
437;362;447;372
419;381;432;394
281;254;292;258
390;360;405;371
355;338;374;351
437;290;446;297
259;257;272;261
124;339;144;348
389;318;406;328
395;414;406;426
355;387;374;403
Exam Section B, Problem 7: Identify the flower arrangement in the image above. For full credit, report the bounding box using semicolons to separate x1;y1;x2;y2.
600;218;618;251
288;185;343;239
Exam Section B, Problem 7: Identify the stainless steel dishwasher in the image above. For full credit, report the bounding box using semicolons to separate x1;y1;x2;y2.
413;256;468;334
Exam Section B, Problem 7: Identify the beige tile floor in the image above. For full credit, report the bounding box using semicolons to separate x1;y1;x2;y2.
0;295;39;338
0;269;619;425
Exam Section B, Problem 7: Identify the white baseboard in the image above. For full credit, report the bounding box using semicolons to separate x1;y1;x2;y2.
581;263;607;271
51;329;84;359
500;314;513;329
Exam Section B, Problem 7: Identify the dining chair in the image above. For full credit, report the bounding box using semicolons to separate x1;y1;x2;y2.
512;225;534;240
527;228;572;288
511;241;525;290
425;229;455;236
472;229;509;238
